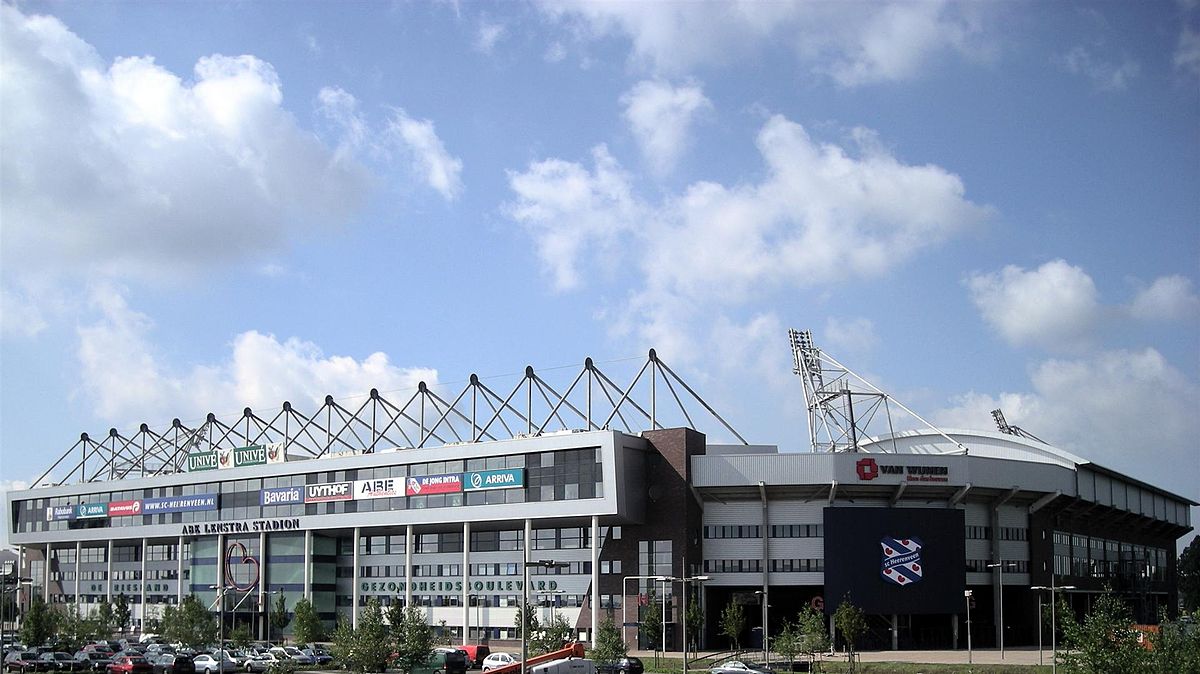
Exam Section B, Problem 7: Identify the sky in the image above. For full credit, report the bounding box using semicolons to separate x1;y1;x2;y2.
1;0;1198;552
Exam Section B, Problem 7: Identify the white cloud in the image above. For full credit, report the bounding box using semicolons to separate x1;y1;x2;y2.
0;286;48;338
75;285;438;427
507;114;989;358
505;145;641;291
823;317;879;355
475;21;506;54
535;1;989;85
385;110;464;201
1128;275;1200;321
1175;25;1200;79
0;5;370;282
621;80;711;176
1056;45;1140;91
544;41;567;63
935;348;1200;500
966;260;1100;349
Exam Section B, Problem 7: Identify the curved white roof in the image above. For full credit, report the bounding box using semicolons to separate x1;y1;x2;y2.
858;427;1089;470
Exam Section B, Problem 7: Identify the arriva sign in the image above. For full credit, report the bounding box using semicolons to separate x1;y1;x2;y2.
464;469;525;492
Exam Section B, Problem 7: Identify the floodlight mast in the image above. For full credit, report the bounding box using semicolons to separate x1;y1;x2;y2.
789;328;970;455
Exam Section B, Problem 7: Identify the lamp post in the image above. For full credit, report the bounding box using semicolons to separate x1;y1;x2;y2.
964;590;973;664
522;560;568;674
657;577;672;657
2;577;33;650
266;589;283;645
754;590;770;667
986;561;1017;659
1031;582;1075;674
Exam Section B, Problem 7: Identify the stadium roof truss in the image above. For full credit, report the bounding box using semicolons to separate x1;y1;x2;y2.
33;350;747;486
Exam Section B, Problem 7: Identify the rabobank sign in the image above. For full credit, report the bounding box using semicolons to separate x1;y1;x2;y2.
464;468;525;492
260;486;304;506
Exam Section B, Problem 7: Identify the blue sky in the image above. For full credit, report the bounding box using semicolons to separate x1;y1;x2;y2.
1;1;1198;550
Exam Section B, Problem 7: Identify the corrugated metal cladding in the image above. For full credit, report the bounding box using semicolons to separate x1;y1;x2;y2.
703;501;760;526
997;504;1026;528
691;453;834;487
767;500;825;523
964;503;989;526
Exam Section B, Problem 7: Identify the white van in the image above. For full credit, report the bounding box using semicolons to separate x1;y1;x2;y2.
530;659;596;674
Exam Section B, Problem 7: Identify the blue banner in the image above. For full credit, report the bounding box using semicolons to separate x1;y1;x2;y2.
46;505;76;521
260;486;304;506
142;494;218;514
463;468;525;491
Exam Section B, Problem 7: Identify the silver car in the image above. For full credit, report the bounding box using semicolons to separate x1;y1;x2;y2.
709;661;772;674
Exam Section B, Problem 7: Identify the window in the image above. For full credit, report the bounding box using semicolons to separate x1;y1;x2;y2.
702;559;763;573
704;525;761;539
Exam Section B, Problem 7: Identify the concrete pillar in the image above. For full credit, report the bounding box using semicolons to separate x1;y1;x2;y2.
177;536;185;604
352;527;360;628
405;526;414;609
462;521;470;642
891;614;898;651
105;541;112;603
140;538;148;631
591;516;600;647
304;530;312;601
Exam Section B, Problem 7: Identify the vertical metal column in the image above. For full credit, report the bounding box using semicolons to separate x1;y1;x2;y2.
259;531;267;640
591;516;600;647
106;541;113;603
304;530;312;601
177;536;185;604
140;538;148;631
462;521;470;642
405;526;414;609
352;527;360;628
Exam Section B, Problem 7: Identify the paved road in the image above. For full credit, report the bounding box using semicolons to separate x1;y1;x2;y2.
630;647;1055;667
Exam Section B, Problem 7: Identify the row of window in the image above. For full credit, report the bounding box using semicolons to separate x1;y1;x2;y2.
703;559;763;573
966;559;1030;573
769;558;825;572
704;524;827;539
1051;531;1168;582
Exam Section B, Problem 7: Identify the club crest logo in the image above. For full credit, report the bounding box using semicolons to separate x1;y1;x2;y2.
880;536;923;586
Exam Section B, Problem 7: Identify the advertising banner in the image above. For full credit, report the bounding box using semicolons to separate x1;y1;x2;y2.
142;494;218;514
354;478;402;500
305;482;353;503
260;486;304;506
405;473;463;496
463;469;525;491
108;500;143;517
76;503;109;519
46;505;76;521
187;451;219;472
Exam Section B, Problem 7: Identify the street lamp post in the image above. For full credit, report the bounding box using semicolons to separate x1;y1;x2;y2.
658;577;670;657
986;561;1017;659
754;590;770;668
1031;582;1075;674
964;590;973;665
522;560;568;674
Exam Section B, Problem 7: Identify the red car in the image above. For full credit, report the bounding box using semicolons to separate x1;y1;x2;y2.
106;657;152;674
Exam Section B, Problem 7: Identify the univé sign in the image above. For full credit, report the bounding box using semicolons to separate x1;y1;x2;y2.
187;443;287;472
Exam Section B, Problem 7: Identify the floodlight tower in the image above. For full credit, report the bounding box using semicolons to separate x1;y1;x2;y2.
788;328;969;455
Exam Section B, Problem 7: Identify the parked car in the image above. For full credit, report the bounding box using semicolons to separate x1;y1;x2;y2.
595;657;642;674
37;652;84;672
241;654;280;674
5;652;47;673
266;649;310;666
298;650;329;666
105;656;152;674
709;662;771;674
480;653;517;672
456;646;489;670
189;656;234;674
72;654;113;673
148;655;195;674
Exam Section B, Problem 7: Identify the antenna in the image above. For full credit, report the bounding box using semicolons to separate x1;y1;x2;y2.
789;328;968;455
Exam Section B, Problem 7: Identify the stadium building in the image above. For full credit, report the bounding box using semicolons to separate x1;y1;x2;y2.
4;331;1193;652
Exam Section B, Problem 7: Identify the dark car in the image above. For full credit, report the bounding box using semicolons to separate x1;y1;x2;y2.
5;652;47;673
106;656;153;674
432;649;468;674
37;653;83;672
148;655;195;674
73;653;112;673
456;646;489;670
596;657;643;674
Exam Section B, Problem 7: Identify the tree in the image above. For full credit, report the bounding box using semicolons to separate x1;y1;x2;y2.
514;602;539;643
1180;537;1200;613
588;614;627;672
164;594;217;649
773;620;802;671
684;594;704;653
269;593;290;644
19;595;57;648
719;601;744;652
230;624;253;649
392;605;434;674
96;600;115;638
1056;593;1148;673
640;592;663;661
57;603;103;652
433;619;452;647
330;616;356;672
292;598;325;645
1148;609;1200;674
833;601;865;674
532;611;573;656
354;598;392;673
796;605;829;664
114;593;131;635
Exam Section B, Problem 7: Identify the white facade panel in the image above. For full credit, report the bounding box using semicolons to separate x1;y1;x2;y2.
704;502;762;526
997;505;1028;529
1079;472;1095;501
767;500;825;524
963;503;989;527
767;539;825;559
